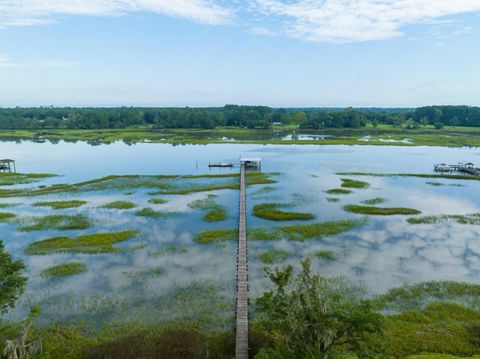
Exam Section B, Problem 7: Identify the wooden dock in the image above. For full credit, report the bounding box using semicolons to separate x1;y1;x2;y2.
236;163;249;359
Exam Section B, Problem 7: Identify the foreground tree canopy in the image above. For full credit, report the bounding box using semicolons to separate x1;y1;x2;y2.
255;259;383;359
0;240;27;314
0;105;479;130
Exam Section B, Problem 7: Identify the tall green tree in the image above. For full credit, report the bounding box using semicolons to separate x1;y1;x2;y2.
255;259;383;359
0;240;27;314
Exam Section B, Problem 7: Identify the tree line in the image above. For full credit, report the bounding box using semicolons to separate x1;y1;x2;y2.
0;105;479;130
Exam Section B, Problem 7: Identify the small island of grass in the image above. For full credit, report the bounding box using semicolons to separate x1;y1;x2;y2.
325;188;352;195
341;178;370;189
257;249;290;264
101;201;136;209
0;212;16;222
20;214;91;231
407;213;480;225
194;229;237;244
253;203;315;221
33;200;87;210
188;195;227;222
41;262;88;279
148;198;168;204
314;250;338;261
25;230;140;255
344;205;421;216
361;198;386;205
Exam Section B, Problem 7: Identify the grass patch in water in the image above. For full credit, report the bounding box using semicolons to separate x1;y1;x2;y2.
374;281;480;312
20;214;91;231
256;249;290;264
251;186;276;196
344;205;421;216
188;195;227;222
325;188;352;195
24;230;140;255
148;246;188;257
0;172;56;186
314;250;338;261
361;197;386;205
337;172;480;181
426;182;445;186
279;218;366;241
135;208;178;218
0;203;19;208
148;198;168;204
248;228;282;241
123;266;166;279
101;201;136;209
0;212;16;222
33;200;87;209
341;178;370;189
408;214;480;225
253;203;315;221
326;197;340;203
41;262;87;279
194;229;237;244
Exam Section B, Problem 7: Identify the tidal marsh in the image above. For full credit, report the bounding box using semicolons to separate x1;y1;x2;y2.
33;200;87;210
41;262;88;279
408;214;480;225
101;201;136;209
253;203;315;221
135;208;178;218
325;188;352;195
340;178;370;189
188;195;227;222
20;214;91;231
361;197;386;205
25;230;140;255
344;205;421;216
256;249;290;264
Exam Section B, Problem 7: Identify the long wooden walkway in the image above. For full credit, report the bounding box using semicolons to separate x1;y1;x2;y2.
236;164;249;359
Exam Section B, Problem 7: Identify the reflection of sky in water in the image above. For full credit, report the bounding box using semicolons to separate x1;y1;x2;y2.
1;141;480;325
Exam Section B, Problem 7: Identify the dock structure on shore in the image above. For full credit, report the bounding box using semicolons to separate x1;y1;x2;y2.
235;163;249;359
434;162;480;176
0;159;16;173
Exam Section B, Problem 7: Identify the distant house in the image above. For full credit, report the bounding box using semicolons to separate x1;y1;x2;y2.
464;162;475;169
272;122;284;126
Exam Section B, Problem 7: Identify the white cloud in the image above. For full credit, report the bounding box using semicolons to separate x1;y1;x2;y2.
0;54;79;68
0;0;233;28
252;0;480;42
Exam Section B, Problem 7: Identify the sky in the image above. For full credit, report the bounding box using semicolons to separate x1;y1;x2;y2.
0;0;480;108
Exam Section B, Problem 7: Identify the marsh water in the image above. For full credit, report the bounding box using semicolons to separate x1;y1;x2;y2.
2;140;480;328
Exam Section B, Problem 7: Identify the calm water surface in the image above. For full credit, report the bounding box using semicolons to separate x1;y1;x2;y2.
1;140;480;327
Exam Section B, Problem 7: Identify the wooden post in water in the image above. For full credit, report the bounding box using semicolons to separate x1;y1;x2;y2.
235;163;249;359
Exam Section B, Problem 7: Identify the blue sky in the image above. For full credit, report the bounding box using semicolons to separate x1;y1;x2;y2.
0;1;479;107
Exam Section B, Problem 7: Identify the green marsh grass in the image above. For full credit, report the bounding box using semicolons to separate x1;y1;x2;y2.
279;219;366;241
135;208;178;218
361;197;386;205
407;214;480;225
248;228;282;241
188;195;227;222
0;172;56;186
123;266;166;279
194;229;237;244
101;201;136;209
253;203;315;221
337;172;480;181
251;186;276;196
326;197;340;203
314;250;337;261
41;262;87;279
0;203;18;208
20;214;91;231
340;178;370;189
256;249;290;264
148;198;168;204
0;212;16;222
426;181;445;186
344;205;421;216
325;188;352;195
25;230;140;255
33;200;87;209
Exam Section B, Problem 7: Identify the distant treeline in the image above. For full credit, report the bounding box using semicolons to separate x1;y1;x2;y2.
0;105;479;130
